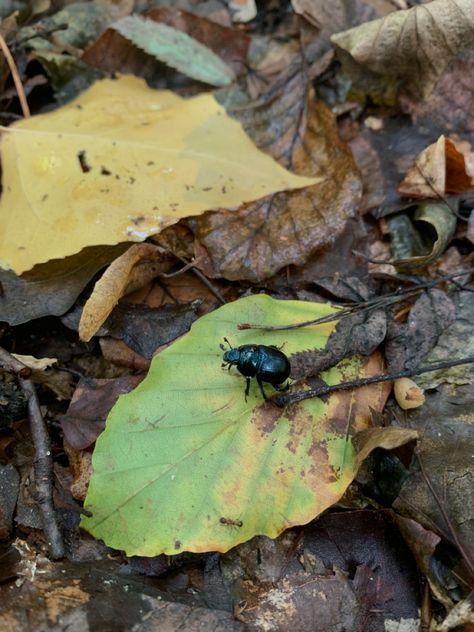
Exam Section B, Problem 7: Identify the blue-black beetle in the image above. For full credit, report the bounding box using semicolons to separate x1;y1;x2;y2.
220;337;291;401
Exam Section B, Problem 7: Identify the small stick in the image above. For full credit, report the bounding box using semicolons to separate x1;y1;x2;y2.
0;33;30;118
239;267;474;332
0;347;64;558
275;356;474;407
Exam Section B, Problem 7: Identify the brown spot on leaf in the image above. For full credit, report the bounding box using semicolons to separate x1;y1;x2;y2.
250;401;282;436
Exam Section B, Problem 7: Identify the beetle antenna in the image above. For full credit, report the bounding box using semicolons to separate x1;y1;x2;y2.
223;337;233;349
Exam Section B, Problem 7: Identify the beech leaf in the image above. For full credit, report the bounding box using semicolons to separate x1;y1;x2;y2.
81;295;389;556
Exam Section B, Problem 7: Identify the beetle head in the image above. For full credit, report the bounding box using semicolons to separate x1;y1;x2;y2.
223;348;240;364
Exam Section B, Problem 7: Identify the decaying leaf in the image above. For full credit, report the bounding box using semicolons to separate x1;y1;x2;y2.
398;135;474;198
331;0;474;99
385;289;456;372
0;243;129;325
189;89;361;281
393;383;474;580
0;75;318;274
416;291;474;390
81;295;388;556
61;375;144;450
10;354;57;370
78;243;170;342
111;15;235;87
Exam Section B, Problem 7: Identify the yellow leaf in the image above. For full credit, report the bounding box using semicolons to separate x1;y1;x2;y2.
0;75;318;274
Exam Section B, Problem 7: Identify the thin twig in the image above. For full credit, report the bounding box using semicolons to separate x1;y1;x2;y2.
0;33;30;118
0;347;64;559
275;356;474;407
239;267;474;331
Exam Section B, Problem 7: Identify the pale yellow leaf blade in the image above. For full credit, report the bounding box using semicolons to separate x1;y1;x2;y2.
0;75;319;274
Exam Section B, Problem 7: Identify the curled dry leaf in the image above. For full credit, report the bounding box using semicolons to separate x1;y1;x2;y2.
394;378;425;410
79;243;169;342
331;0;474;99
398;135;474;198
189;87;361;281
388;201;457;270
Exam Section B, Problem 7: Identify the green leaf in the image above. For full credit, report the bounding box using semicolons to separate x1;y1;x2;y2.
81;295;386;555
112;15;235;87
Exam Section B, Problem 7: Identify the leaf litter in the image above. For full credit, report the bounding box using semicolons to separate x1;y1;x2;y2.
0;1;474;630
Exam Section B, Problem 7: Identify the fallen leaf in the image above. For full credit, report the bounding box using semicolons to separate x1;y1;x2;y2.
99;337;151;371
83;7;249;79
399;51;474;133
78;244;170;342
225;510;420;631
10;354;57;370
398;135;474;198
66;300;200;358
0;244;129;326
290;308;387;380
331;0;474;99
0;75;318;274
415;291;474;390
111;15;235;87
189;91;361;281
81;295;388;556
292;0;394;31
61;375;144;450
385;289;456;372
393;383;474;581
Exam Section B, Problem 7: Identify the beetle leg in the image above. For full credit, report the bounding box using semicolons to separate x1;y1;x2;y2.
244;378;251;401
257;377;268;400
274;381;289;392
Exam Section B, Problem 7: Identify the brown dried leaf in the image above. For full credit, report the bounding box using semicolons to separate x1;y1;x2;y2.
393;383;474;583
331;0;474;99
60;375;144;450
400;51;474;132
79;244;170;342
398;135;474;198
189;91;361;281
292;0;394;31
0;243;129;326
